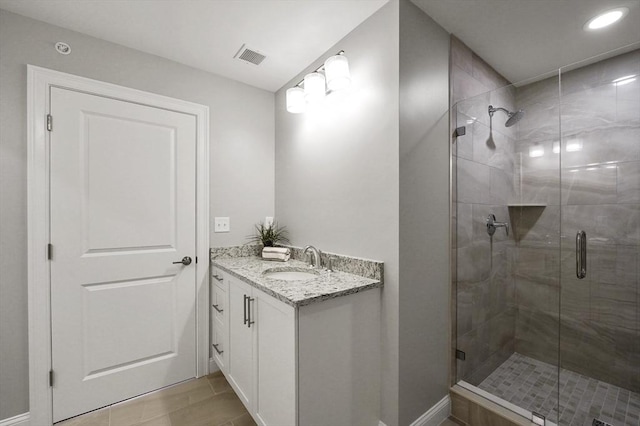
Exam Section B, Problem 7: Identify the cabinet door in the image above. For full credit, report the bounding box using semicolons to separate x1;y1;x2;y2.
254;291;296;426
226;277;255;411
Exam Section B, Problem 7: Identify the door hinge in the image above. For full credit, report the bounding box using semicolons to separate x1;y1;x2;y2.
49;370;54;387
47;243;53;260
46;114;53;132
455;349;466;361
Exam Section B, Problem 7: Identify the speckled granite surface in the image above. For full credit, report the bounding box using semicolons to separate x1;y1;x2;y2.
284;245;384;282
210;245;384;282
210;245;261;259
211;256;382;308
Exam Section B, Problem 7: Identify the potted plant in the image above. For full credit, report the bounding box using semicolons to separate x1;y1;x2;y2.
247;221;290;247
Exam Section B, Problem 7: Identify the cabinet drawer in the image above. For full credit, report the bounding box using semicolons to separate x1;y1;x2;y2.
211;267;225;285
212;281;226;326
211;321;226;370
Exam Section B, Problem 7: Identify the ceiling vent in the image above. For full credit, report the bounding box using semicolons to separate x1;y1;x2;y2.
234;44;266;66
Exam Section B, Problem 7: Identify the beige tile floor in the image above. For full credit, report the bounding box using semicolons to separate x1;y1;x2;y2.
57;372;460;426
56;371;255;426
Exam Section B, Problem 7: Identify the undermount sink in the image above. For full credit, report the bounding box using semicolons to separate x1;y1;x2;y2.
263;268;319;281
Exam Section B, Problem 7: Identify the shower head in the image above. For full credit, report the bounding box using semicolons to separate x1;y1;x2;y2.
488;105;525;127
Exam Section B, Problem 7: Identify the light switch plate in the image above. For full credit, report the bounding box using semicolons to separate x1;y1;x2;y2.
265;217;274;228
214;217;230;233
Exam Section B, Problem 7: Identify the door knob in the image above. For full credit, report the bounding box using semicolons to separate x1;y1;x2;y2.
173;256;192;266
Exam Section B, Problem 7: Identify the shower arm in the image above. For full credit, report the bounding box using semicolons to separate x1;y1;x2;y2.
488;105;511;117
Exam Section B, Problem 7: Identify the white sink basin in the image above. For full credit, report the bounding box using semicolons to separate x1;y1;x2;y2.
263;268;319;281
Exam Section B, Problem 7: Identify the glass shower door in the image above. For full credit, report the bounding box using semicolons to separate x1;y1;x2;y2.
558;50;640;426
453;74;562;424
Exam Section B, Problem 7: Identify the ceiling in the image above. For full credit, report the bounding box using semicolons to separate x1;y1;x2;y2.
0;0;388;92
413;0;640;85
1;1;639;91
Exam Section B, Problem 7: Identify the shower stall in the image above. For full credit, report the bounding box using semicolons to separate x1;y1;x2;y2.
452;45;640;426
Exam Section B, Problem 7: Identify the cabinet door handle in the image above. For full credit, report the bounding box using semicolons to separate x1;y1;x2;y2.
247;297;255;328
212;304;223;313
212;343;224;355
243;295;248;325
213;274;223;282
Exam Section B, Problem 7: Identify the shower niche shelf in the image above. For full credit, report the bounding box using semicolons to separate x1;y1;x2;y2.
507;204;546;242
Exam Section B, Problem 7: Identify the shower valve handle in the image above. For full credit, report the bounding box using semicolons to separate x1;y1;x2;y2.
486;214;509;237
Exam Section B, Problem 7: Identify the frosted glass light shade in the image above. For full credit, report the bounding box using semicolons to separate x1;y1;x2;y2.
324;54;351;91
304;72;326;103
286;87;306;113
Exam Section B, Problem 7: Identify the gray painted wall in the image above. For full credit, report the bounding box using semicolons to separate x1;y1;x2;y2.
0;9;274;419
398;1;451;424
274;2;400;424
275;1;452;424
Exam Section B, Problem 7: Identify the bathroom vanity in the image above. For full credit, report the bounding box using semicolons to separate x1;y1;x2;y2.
210;255;382;426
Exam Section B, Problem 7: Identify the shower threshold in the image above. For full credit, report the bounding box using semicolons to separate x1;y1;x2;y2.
457;380;558;426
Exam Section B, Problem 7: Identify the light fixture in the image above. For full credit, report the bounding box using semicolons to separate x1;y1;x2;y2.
285;50;351;114
304;72;326;104
584;7;628;31
613;74;637;86
286;87;306;114
324;53;351;91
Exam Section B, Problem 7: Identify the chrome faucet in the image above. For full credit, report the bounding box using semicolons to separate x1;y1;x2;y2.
303;245;322;269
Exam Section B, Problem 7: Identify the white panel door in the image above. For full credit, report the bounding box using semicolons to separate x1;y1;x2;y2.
50;87;197;422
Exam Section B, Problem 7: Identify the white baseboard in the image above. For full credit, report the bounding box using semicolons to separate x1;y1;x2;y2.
379;421;388;426
410;395;451;426
0;413;30;426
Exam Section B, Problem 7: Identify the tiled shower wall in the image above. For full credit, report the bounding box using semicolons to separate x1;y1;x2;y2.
514;49;640;392
452;36;518;385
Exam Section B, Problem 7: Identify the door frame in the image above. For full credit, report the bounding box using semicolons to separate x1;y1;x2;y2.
27;65;210;425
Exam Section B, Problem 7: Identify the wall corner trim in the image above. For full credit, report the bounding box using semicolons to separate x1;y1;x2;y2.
410;395;451;426
0;413;30;426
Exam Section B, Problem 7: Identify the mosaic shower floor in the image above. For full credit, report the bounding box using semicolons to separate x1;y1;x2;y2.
478;353;640;426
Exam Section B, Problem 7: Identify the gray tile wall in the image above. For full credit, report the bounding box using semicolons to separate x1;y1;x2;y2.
452;36;518;386
514;49;640;393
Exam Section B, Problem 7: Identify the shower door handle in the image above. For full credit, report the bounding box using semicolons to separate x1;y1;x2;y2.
576;230;586;279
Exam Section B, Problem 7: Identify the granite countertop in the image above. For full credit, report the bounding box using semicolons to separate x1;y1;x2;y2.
211;256;382;308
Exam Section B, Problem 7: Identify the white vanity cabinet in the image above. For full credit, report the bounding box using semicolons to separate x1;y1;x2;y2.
221;272;296;426
211;263;381;426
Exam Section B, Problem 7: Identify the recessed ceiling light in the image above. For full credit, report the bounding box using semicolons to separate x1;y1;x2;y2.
584;7;629;31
